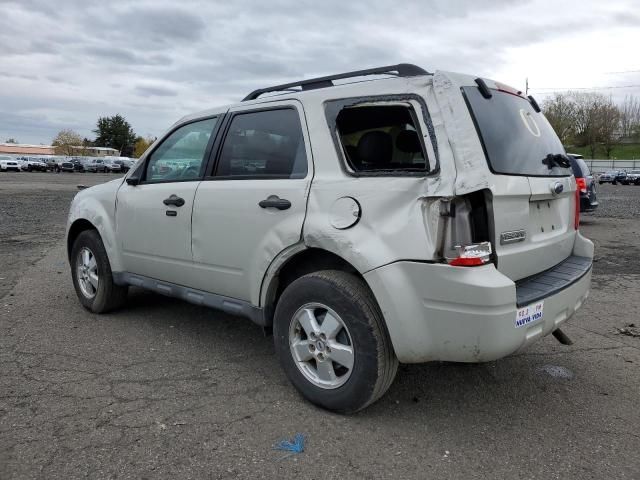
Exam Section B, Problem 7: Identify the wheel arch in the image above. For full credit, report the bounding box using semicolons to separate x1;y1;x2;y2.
261;247;367;325
67;218;98;261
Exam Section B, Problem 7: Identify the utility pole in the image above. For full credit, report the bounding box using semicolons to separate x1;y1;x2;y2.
525;77;529;96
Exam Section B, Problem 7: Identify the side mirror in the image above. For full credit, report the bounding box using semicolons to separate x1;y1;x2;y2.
126;176;140;186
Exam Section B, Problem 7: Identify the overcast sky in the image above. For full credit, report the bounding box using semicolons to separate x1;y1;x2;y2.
0;0;638;145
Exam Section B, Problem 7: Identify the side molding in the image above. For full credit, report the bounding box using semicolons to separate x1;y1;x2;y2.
113;272;266;327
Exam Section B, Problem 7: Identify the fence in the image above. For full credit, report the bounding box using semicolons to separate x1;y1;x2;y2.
583;159;640;173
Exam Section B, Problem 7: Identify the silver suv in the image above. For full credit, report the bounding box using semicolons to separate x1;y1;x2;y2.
66;64;593;412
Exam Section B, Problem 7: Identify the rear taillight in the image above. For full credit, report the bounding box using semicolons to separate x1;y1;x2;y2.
448;242;492;267
576;177;587;193
574;189;580;230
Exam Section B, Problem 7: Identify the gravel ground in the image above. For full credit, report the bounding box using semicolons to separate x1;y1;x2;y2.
1;173;639;479
0;172;116;299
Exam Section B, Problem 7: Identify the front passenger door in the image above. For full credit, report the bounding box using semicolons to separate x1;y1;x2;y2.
116;116;219;285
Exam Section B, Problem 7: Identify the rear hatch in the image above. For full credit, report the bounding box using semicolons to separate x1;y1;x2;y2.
462;84;576;281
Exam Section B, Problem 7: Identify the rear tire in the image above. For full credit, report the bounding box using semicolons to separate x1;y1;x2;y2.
70;230;128;313
273;270;398;413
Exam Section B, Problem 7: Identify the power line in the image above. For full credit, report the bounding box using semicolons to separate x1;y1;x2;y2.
604;69;640;74
530;84;640;92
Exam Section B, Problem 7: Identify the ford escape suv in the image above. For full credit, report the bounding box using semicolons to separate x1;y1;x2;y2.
66;64;593;413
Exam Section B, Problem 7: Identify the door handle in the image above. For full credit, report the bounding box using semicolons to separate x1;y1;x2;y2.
163;195;185;207
259;195;291;210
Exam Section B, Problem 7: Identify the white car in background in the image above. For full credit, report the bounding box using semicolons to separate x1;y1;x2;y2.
20;157;48;172
0;155;21;172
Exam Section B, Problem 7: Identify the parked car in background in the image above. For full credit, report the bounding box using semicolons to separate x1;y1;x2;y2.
614;171;628;185
103;158;122;173
568;154;598;212
86;158;107;173
599;170;618;184
626;169;640;185
71;159;85;172
59;160;75;172
112;158;135;173
23;157;48;171
0;155;21;171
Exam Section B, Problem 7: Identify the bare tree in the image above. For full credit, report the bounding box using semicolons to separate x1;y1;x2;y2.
571;92;606;158
543;93;576;144
619;95;640;140
598;97;621;158
52;129;83;156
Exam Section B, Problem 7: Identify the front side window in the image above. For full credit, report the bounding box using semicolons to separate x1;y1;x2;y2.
214;109;307;179
144;117;217;183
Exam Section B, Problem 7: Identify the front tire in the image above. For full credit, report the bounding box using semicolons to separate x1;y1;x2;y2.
70;230;127;313
273;270;397;413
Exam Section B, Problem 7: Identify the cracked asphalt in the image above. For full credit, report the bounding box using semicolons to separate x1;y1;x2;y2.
1;173;639;479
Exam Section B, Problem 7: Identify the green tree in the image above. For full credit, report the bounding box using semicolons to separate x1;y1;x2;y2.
52;129;83;156
93;114;137;157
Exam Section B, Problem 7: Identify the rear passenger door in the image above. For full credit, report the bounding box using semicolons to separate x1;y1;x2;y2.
190;101;312;303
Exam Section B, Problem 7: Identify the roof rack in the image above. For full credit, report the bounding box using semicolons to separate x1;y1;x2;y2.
242;63;431;101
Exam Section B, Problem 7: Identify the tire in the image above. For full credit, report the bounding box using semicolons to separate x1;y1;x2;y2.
599;181;603;185
70;230;128;313
612;180;617;185
273;270;398;413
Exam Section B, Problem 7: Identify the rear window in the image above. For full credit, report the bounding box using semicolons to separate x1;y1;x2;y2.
463;87;571;177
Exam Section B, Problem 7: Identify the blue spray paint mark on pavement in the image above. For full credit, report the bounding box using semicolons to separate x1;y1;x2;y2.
275;433;305;453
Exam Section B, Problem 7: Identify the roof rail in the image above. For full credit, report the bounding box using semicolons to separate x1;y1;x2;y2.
242;63;431;101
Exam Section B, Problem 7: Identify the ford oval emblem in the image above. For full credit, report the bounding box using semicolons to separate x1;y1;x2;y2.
552;182;564;195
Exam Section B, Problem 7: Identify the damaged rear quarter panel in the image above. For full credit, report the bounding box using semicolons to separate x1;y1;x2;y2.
299;78;459;273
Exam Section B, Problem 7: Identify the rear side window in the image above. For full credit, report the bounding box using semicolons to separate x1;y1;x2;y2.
215;109;307;179
463;87;571;177
333;104;428;173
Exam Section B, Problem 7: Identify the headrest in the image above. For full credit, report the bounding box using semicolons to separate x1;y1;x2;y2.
357;131;392;166
396;130;422;153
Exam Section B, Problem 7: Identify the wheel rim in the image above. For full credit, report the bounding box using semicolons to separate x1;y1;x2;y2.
289;303;354;389
76;247;99;299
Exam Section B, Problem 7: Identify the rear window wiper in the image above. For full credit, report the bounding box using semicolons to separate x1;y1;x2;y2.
542;153;571;170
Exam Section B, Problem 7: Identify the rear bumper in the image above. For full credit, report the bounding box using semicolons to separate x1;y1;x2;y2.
364;232;594;363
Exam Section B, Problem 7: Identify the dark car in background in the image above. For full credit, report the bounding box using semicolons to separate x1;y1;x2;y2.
568;154;598;212
614;170;628;185
71;159;85;172
113;159;129;173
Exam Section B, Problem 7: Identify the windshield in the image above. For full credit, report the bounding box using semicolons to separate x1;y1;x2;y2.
463;87;571;177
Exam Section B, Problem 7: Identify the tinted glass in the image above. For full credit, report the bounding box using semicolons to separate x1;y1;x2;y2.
335;105;428;172
215;109;307;178
575;158;590;177
145;117;217;183
463;87;571;177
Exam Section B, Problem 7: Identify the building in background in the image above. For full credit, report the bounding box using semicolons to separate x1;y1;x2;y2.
0;143;118;157
0;143;55;155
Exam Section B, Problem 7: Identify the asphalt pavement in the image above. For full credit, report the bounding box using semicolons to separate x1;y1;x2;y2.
1;172;639;479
